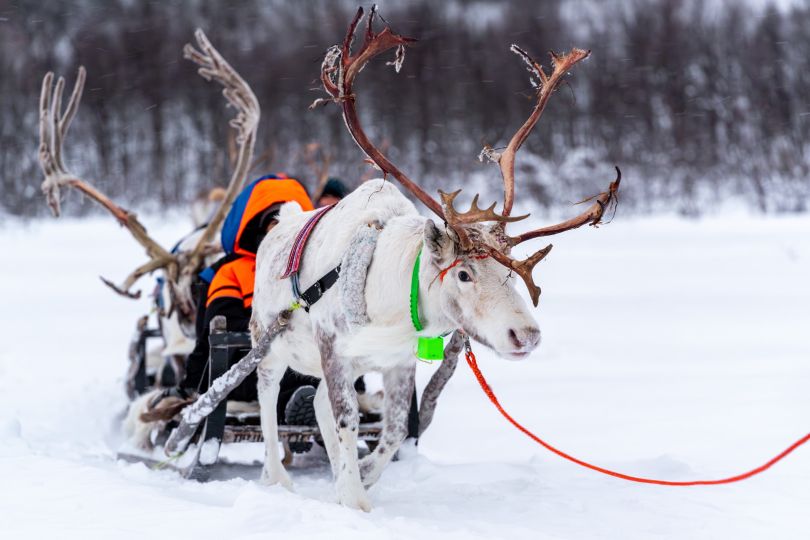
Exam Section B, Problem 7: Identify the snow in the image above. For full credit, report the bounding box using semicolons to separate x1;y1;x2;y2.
1;213;809;539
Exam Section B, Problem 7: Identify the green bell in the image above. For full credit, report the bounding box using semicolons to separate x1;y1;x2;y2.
416;336;444;361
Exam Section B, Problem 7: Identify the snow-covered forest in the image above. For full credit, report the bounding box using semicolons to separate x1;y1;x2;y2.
3;0;810;217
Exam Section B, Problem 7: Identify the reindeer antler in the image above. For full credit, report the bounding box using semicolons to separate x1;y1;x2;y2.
478;46;621;306
438;44;592;247
439;190;528;250
484;167;620;305
317;8;621;307
314;5;526;249
493;46;591;217
313;6;443;215
37;30;260;313
39;67;177;298
507;167;621;245
179;29;260;313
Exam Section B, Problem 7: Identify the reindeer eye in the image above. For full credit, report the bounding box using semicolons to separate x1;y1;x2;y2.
458;270;472;283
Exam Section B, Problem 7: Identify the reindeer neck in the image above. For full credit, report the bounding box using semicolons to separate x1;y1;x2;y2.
364;216;453;338
415;234;454;339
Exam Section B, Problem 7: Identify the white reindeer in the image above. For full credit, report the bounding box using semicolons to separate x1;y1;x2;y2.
250;7;619;511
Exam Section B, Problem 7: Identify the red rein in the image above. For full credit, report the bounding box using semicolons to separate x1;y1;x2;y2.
464;345;810;486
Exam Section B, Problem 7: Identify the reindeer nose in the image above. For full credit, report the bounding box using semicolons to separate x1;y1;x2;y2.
508;326;541;351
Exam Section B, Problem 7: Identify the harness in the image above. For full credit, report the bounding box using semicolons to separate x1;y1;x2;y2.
281;204;341;311
283;208;456;361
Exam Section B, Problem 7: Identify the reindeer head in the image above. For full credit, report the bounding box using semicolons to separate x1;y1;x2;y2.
421;220;540;359
315;6;620;357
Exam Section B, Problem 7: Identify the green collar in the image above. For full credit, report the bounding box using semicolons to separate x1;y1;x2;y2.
410;248;444;361
410;249;425;331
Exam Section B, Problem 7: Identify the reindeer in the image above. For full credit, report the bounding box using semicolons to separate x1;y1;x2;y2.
38;32;263;447
37;30;259;367
38;30;259;326
249;7;619;511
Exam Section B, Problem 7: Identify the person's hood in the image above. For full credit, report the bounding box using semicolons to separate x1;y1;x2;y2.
321;177;349;199
221;174;313;257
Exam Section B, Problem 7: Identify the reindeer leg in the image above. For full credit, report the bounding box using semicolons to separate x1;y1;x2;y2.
317;329;370;511
257;362;292;489
359;361;415;487
314;381;341;477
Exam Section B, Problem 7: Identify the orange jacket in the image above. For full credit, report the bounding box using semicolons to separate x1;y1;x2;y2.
206;256;256;308
207;174;314;308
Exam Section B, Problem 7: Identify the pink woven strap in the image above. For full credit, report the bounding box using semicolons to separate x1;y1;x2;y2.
281;204;335;278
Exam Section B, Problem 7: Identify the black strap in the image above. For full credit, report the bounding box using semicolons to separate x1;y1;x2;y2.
300;264;342;310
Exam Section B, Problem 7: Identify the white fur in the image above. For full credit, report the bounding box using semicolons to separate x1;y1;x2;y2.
123;390;162;450
251;179;541;511
340;323;415;359
158;227;220;357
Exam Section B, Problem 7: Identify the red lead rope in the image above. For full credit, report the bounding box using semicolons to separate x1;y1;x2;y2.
464;342;810;486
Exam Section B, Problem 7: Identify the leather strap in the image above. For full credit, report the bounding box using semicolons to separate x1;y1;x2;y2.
299;264;341;311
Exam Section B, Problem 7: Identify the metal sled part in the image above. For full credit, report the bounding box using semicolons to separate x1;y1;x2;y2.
119;315;386;480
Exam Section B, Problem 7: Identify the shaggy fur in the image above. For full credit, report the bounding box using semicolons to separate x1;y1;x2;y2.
251;179;541;511
123;390;176;450
139;396;195;423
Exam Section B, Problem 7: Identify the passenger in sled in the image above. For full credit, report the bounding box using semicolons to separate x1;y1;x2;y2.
147;174;375;453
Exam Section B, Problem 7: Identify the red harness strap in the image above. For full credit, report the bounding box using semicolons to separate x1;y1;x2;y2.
281;204;335;279
464;341;810;486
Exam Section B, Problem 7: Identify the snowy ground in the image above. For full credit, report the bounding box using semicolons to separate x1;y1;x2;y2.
1;212;808;539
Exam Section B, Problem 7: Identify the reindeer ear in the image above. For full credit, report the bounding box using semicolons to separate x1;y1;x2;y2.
423;220;454;266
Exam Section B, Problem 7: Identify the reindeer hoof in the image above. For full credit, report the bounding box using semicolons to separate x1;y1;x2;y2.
336;478;372;511
340;492;372;512
260;467;293;491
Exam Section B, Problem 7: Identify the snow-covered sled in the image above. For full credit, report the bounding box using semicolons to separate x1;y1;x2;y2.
119;314;403;480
